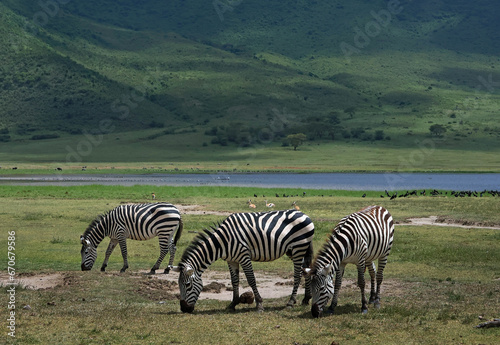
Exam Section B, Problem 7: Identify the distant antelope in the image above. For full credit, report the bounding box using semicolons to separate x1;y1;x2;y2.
265;200;275;208
292;201;300;211
247;200;257;209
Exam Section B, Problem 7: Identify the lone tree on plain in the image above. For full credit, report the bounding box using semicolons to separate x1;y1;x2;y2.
286;133;307;151
429;124;447;137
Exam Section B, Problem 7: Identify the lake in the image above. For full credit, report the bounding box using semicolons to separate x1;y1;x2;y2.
0;173;499;191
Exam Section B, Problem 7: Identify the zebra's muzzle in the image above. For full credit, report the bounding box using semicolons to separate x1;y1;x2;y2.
311;303;323;318
180;300;194;313
81;264;91;271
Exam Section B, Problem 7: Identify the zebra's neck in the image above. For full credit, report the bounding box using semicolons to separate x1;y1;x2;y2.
314;231;353;272
83;214;110;246
182;230;225;273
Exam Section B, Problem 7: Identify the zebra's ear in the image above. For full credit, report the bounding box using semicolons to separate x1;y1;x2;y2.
185;266;194;276
80;236;89;246
319;264;333;276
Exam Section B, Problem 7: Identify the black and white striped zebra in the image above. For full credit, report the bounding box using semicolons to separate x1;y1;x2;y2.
80;203;183;274
304;205;394;317
172;210;315;313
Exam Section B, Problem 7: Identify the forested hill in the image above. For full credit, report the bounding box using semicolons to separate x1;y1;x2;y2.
1;0;499;155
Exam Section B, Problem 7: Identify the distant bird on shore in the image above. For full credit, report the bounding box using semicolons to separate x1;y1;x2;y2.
265;200;275;208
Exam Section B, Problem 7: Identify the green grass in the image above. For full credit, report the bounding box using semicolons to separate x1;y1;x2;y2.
1;136;500;172
1;185;499;343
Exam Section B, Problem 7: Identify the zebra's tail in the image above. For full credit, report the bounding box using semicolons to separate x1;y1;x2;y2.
302;241;314;269
173;218;184;245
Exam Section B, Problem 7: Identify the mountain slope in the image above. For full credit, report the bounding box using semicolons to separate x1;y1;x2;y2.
0;0;499;165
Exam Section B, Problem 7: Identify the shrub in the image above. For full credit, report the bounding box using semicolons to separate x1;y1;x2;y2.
30;134;60;140
375;130;385;140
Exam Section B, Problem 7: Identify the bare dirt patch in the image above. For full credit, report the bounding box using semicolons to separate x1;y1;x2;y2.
176;204;231;217
0;272;63;290
1;270;409;302
405;216;500;230
135;276;179;301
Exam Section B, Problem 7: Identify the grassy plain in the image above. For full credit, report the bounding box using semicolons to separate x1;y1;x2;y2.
1;185;499;344
1;135;500;173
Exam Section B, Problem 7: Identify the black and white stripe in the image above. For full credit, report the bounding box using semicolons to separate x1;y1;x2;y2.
173;210;315;313
304;205;394;317
80;203;183;274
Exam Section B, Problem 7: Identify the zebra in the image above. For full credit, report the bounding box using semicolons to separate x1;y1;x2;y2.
303;205;394;317
80;203;183;274
172;209;315;313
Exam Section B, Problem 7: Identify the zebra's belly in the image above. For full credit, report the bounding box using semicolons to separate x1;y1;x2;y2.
341;256;359;265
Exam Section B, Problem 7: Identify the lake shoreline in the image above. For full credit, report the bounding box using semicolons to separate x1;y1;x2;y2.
1;172;499;191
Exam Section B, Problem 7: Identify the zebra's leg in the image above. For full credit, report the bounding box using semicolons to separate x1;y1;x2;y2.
357;261;368;314
301;244;313;305
165;239;176;274
149;236;169;275
302;273;312;306
240;258;264;312
367;261;377;304
117;235;129;273
227;261;241;311
328;264;345;313
373;256;389;308
101;239;118;272
287;257;303;307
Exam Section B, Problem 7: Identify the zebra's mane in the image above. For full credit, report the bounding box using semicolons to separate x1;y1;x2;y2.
179;223;220;266
82;211;111;238
311;216;348;270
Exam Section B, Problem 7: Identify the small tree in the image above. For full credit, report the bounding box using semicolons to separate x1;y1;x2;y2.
344;107;356;119
286;133;307;151
429;124;447;137
375;130;385;140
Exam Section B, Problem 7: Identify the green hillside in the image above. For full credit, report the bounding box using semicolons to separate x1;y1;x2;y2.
1;0;499;170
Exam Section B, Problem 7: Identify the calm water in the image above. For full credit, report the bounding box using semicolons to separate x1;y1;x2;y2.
0;173;499;191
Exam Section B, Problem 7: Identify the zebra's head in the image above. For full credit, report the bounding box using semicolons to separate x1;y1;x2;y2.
80;235;97;271
304;264;335;318
172;264;203;313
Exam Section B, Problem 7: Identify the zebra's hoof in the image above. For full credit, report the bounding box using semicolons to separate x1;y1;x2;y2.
362;308;368;314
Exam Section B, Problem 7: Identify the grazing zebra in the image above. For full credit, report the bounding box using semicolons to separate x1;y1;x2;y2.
303;205;394;317
80;203;183;274
172;210;315;313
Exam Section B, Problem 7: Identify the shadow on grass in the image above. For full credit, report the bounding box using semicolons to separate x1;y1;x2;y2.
152;304;302;316
288;303;361;319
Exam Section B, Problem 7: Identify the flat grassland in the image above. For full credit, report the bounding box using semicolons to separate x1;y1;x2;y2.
1;185;499;344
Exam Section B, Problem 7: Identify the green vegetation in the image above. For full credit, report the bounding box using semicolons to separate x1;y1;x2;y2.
1;185;499;343
286;133;307;151
0;1;499;168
